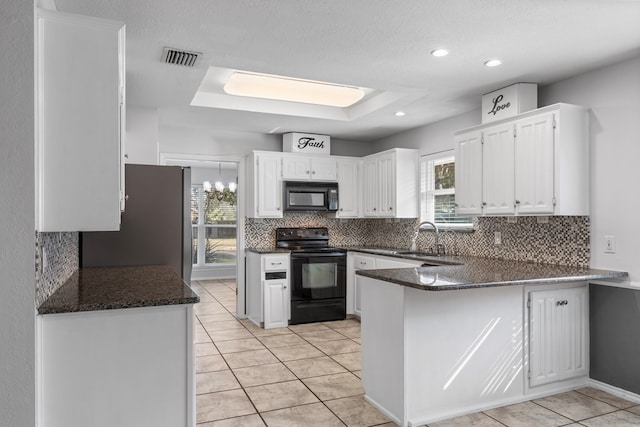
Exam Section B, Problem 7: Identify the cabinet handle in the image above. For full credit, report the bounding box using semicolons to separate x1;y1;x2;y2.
271;262;282;266
125;195;129;201
556;300;569;306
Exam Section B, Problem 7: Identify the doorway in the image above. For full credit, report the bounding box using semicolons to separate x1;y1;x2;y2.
161;153;247;318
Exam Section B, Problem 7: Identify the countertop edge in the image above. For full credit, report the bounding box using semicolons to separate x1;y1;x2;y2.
37;265;200;315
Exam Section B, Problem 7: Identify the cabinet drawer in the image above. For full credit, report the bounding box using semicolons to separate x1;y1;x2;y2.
353;255;376;269
263;255;289;271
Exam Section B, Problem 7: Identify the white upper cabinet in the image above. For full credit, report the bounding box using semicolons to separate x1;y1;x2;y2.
281;154;337;181
36;9;125;231
336;158;360;218
514;112;557;214
362;148;419;218
455;103;589;216
454;131;483;215
248;152;283;218
482;123;515;215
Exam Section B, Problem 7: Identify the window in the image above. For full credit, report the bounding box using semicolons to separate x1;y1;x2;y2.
191;185;237;266
420;152;474;229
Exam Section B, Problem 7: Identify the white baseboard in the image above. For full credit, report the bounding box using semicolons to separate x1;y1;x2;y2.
588;378;640;404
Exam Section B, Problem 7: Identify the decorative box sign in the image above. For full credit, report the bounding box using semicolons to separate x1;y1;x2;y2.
283;133;331;155
482;83;538;124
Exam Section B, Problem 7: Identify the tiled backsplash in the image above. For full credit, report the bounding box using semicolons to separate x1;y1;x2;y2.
245;215;590;267
35;232;79;306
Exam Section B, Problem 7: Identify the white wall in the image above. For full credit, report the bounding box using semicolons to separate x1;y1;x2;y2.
372;109;480;155
539;56;640;282
373;55;640;282
0;1;36;425
125;106;159;165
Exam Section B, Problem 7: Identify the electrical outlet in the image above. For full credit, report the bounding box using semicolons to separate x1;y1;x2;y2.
494;231;502;245
536;216;549;224
507;217;518;224
42;247;48;270
604;235;616;253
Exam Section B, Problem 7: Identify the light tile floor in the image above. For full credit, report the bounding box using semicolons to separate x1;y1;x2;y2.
191;280;640;426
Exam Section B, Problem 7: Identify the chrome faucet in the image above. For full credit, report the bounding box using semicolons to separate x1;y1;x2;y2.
410;221;441;253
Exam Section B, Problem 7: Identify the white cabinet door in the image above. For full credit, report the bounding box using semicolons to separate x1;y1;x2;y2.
515;112;555;214
36;9;125;231
282;156;337;181
282;156;310;180
311;157;337;181
482;124;515;215
362;158;379;217
377;153;396;217
352;254;376;317
264;280;288;329
336;159;360;218
529;285;588;387
558;286;589;379
256;155;283;217
454;131;483;215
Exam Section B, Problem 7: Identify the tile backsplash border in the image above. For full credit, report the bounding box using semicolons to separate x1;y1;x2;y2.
245;214;590;267
35;231;79;307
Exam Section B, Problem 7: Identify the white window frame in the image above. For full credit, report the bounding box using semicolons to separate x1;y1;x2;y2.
420;151;474;230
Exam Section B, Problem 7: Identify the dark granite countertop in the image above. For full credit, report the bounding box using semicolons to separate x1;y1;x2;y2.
38;265;200;315
355;256;628;291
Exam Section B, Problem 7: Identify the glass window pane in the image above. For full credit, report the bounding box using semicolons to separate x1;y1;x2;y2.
190;187;199;225
434;161;455;190
435;194;472;224
192;226;198;265
205;226;237;264
203;191;237;225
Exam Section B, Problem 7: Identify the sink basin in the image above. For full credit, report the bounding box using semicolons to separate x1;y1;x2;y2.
396;251;443;257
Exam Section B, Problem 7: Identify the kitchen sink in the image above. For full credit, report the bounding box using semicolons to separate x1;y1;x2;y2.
396;251;444;257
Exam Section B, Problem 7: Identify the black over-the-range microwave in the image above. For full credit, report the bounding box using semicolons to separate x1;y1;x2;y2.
283;181;339;212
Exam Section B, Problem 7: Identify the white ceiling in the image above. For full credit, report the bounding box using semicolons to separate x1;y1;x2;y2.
54;0;640;142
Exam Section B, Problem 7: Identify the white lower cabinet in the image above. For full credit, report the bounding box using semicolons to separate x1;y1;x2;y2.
246;251;290;328
37;305;195;427
347;252;422;317
528;284;588;387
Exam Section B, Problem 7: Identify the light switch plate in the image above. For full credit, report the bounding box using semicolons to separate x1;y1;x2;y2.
494;231;502;245
604;235;616;253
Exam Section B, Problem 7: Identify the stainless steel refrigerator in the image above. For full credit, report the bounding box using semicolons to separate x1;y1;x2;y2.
81;164;192;284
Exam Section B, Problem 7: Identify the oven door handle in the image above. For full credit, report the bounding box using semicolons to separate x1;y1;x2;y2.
291;252;346;258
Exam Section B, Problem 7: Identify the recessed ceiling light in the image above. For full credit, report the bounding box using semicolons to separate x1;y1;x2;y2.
431;49;449;57
394;111;406;117
484;59;502;67
223;72;365;107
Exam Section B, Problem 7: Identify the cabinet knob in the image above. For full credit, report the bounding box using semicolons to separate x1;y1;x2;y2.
482;202;487;206
515;200;521;204
283;286;287;289
373;207;377;211
389;207;393;210
454;203;459;207
312;171;316;175
276;207;281;210
306;170;310;174
340;208;343;211
124;154;129;158
125;195;129;201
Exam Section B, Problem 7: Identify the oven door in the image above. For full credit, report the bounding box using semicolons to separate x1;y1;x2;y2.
290;252;346;301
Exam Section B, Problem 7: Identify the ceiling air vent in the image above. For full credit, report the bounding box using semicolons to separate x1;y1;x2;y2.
161;47;201;67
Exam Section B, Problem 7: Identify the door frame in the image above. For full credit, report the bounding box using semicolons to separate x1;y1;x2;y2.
160;152;247;319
